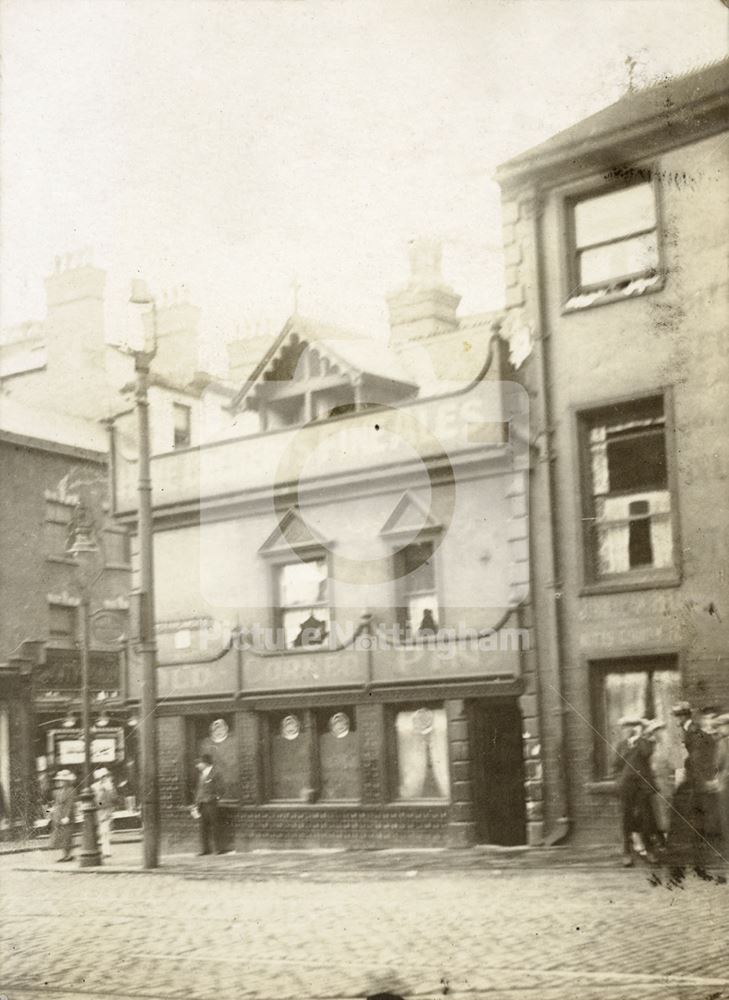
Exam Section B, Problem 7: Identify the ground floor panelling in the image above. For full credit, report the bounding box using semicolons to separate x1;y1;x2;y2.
155;694;533;852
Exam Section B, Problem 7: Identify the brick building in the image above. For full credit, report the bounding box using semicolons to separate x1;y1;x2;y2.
112;244;541;850
495;59;729;845
0;256;233;834
0;403;130;832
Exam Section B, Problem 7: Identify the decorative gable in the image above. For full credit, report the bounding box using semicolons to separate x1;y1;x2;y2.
258;506;330;555
380;491;440;538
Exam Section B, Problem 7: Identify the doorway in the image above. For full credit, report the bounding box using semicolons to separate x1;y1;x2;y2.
470;698;526;846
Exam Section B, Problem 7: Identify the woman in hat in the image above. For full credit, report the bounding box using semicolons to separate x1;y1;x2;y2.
92;767;116;859
50;770;76;862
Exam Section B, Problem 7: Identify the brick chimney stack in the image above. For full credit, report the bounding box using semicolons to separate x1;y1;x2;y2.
386;240;462;384
143;287;202;385
386;240;461;345
44;251;107;408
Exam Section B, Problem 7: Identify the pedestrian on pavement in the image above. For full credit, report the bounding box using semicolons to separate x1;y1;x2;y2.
50;770;76;862
616;718;660;866
686;706;722;867
92;767;116;858
192;753;223;856
642;719;670;847
714;713;729;863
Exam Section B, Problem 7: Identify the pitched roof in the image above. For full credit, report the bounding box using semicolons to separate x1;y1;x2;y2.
497;57;729;187
229;314;416;410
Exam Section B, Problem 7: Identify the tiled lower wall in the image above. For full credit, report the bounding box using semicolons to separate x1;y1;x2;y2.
161;804;450;854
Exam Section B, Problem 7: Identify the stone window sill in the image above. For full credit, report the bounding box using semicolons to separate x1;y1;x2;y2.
585;780;618;795
580;570;681;597
562;273;664;314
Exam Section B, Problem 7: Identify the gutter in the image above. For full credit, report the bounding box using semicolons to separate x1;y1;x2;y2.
528;186;571;846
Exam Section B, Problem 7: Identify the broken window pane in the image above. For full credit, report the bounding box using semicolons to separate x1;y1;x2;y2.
278;559;329;648
586;398;674;577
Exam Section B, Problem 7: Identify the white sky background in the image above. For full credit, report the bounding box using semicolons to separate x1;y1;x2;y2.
1;0;727;370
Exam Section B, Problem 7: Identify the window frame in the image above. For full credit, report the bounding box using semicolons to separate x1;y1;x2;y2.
48;602;78;643
574;387;682;596
561;170;665;310
389;530;443;640
172;402;192;450
184;712;237;805
385;701;451;804
262;705;362;805
587;651;682;782
266;547;333;650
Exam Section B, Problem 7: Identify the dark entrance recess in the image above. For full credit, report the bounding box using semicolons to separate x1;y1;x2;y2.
469;699;526;846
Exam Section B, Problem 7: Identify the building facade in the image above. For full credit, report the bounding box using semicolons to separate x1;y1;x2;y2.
0;256;233;833
496;59;729;845
112;246;544;850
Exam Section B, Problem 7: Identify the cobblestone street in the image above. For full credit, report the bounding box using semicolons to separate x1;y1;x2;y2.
1;845;728;1000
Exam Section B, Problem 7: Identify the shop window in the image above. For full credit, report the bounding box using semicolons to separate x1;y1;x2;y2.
268;711;311;801
570;180;658;294
49;603;76;640
317;708;360;801
389;705;450;801
590;656;681;780
276;557;330;649
579;395;676;584
186;714;236;803
395;541;439;639
173;403;192;449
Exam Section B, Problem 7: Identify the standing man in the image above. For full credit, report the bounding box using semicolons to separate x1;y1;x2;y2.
193;753;222;856
686;706;721;868
50;770;76;862
615;718;660;867
92;767;116;859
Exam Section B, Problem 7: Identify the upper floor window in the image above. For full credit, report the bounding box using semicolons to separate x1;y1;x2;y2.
570;180;658;297
276;557;329;649
173;403;192;449
395;540;439;639
580;395;676;585
49;603;76;641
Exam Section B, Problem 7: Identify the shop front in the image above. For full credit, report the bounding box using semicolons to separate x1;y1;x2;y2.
126;618;529;851
32;646;139;815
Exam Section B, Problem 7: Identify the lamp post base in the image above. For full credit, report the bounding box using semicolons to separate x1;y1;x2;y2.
78;788;102;867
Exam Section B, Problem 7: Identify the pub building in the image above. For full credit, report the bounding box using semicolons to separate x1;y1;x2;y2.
113;245;544;851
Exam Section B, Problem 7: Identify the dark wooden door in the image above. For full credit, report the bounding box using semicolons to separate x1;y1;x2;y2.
470;699;526;846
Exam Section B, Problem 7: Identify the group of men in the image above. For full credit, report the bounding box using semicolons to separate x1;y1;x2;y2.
614;703;729;867
50;766;117;862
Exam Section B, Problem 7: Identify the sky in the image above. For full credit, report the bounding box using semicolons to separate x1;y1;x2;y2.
1;0;727;369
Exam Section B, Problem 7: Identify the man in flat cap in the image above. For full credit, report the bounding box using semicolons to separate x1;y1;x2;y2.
614;717;660;866
685;707;722;866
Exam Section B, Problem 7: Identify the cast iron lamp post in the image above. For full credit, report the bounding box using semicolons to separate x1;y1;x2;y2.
68;517;102;867
129;279;160;869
